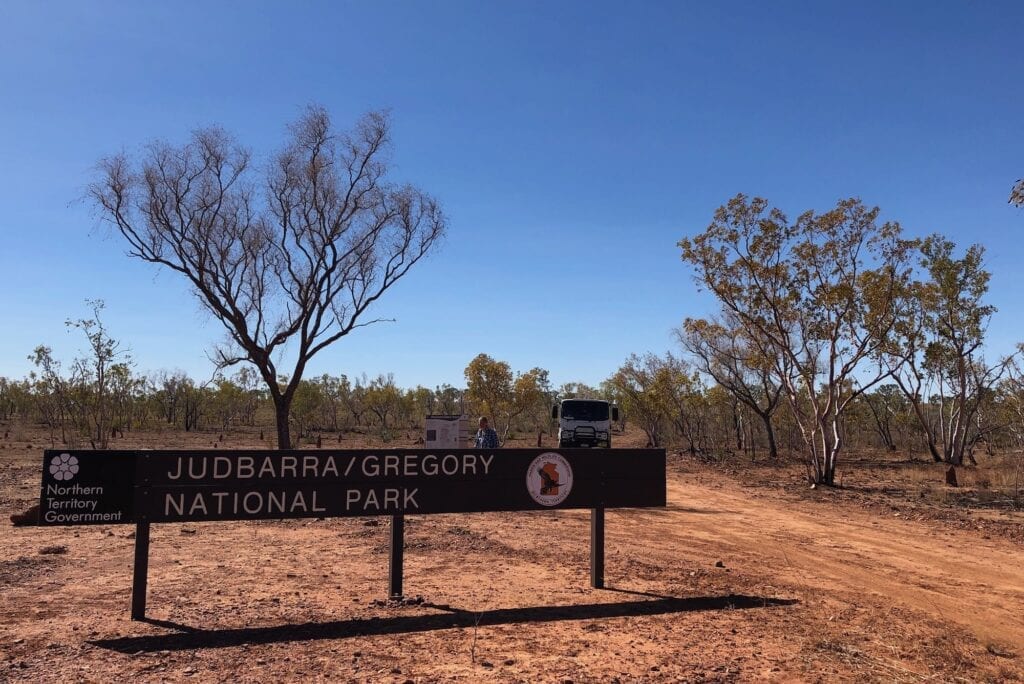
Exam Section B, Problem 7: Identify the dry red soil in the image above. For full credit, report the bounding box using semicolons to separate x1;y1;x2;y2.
2;425;1023;682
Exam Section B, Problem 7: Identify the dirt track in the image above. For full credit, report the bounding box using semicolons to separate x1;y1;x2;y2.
3;442;1024;681
653;475;1024;652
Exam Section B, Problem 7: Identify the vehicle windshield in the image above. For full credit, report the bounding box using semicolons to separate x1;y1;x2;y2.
561;400;609;422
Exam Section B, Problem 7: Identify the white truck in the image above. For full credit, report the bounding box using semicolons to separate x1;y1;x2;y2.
551;399;619;448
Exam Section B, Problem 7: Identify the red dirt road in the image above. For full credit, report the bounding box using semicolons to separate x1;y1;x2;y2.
3;444;1024;681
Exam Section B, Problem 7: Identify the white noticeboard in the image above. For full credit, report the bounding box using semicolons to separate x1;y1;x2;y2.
424;415;469;449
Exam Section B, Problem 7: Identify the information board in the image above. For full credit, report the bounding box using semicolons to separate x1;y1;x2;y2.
424;414;469;449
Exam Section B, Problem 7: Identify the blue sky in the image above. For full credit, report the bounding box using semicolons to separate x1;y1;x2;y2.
1;1;1022;389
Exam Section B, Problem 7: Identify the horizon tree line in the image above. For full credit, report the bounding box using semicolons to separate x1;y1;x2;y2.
74;106;1024;476
4;310;1023;473
7;187;1024;473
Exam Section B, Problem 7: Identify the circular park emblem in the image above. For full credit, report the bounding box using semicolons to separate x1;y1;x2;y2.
526;452;573;506
49;453;79;481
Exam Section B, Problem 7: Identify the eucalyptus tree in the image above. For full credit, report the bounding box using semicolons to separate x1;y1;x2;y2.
887;236;1013;464
289;379;326;440
65;300;131;447
556;382;600;400
606;353;676;448
406;385;435;424
680;195;914;485
464;354;512;430
365;373;403;437
463;354;549;443
29;300;132;447
433;383;465;417
0;377;28;421
677;313;785;459
28;346;76;446
90;106;447;448
341;375;370;428
1004;345;1024;448
657;353;712;456
859;384;908;452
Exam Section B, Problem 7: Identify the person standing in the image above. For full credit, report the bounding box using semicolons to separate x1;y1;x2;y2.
474;416;499;449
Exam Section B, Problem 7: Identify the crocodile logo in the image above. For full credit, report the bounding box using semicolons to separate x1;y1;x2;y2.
526;452;573;506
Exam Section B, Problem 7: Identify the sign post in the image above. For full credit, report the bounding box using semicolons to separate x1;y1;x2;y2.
131;522;150;620
36;448;665;618
590;507;605;589
389;514;404;599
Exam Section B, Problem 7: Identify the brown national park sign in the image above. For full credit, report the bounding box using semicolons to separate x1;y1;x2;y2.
35;448;665;619
39;449;665;525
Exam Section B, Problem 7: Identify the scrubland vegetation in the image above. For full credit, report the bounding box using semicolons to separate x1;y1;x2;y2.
5;189;1023;502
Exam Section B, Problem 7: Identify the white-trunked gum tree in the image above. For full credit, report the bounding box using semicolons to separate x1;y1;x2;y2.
680;195;914;486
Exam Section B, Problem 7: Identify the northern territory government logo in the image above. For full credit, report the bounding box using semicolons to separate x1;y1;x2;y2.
526;452;573;506
49;453;79;482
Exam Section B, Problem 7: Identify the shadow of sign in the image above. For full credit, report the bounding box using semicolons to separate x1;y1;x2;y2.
92;594;798;653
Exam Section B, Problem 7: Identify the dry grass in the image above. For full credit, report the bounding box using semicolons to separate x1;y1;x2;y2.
898;452;1024;510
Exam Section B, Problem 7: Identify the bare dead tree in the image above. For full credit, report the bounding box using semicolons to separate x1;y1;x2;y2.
89;106;447;448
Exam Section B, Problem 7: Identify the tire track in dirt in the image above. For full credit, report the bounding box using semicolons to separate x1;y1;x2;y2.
610;475;1024;650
